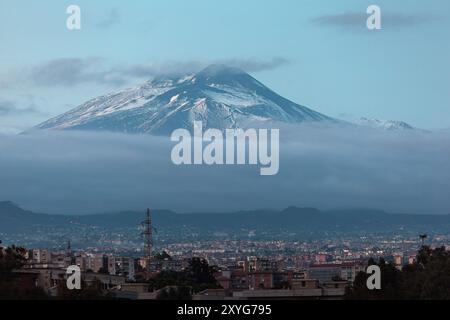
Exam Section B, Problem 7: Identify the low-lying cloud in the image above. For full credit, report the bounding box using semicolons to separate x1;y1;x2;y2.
0;124;449;215
0;99;42;116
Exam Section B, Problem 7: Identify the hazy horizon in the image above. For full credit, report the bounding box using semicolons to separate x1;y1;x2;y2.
1;123;449;215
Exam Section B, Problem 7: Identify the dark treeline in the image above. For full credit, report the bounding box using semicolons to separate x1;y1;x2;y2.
346;246;450;300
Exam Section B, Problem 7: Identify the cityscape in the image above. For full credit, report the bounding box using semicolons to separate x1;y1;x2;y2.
2;207;449;300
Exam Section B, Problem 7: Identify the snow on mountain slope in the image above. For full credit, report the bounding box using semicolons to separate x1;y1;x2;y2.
355;117;415;130
35;65;335;135
36;76;184;130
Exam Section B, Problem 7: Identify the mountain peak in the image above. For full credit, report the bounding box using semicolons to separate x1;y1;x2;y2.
198;64;246;76
35;66;334;135
194;64;254;88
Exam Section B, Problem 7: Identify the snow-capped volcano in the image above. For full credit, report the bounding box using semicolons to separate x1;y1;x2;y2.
35;65;335;135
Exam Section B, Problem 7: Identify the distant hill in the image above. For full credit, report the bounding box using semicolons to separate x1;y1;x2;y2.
1;201;450;237
0;201;68;232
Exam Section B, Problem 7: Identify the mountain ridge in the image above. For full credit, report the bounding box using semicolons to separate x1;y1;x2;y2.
355;117;415;130
1;201;449;236
34;65;421;135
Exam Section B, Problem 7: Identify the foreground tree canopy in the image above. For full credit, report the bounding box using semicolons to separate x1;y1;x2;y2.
0;245;48;300
346;246;450;300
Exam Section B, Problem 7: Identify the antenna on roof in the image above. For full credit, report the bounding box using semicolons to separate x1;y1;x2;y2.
419;234;428;246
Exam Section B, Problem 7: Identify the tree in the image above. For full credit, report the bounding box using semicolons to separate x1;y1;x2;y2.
157;286;192;300
345;246;450;300
410;246;450;300
345;258;403;300
155;251;172;261
0;245;26;278
0;245;48;300
148;257;220;295
98;267;109;275
57;278;111;300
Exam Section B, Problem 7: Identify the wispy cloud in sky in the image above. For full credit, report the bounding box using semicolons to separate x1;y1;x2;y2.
0;99;43;116
118;57;290;78
30;57;125;87
216;57;290;73
95;8;121;29
313;11;439;30
3;57;291;88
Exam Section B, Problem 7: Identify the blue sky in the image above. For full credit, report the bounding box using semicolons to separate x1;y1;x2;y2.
1;0;449;132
